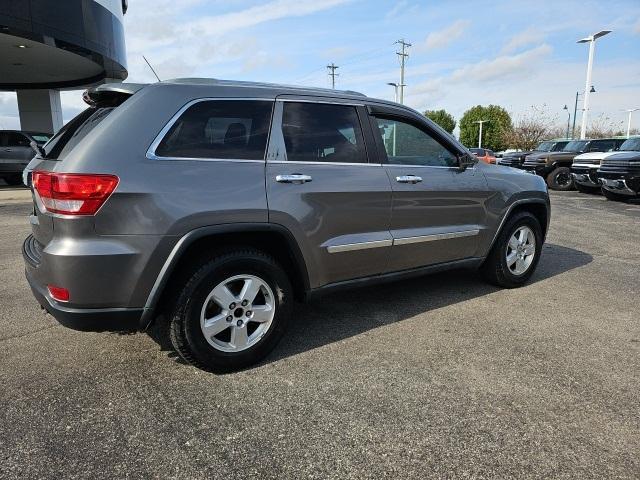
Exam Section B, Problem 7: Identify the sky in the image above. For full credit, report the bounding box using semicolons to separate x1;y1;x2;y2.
1;0;639;134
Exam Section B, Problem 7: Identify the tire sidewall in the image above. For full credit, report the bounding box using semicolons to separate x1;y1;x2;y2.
496;214;543;286
547;167;573;191
179;254;292;370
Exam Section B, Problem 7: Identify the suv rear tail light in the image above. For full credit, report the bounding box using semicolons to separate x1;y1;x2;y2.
33;171;119;215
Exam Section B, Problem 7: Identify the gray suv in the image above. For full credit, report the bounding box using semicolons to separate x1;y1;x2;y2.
23;79;550;371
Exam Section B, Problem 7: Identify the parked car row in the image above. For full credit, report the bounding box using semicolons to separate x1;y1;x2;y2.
0;130;51;185
493;137;640;202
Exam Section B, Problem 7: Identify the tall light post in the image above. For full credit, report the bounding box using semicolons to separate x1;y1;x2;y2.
577;30;611;139
572;86;595;139
474;120;489;148
563;105;570;139
387;82;400;103
623;108;639;137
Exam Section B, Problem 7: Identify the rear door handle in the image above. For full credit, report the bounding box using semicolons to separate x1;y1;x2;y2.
276;174;312;184
396;175;422;184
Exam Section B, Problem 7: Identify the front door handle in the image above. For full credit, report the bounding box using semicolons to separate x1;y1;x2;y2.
396;175;422;184
276;174;312;184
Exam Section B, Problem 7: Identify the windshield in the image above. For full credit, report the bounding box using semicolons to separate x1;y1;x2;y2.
563;140;588;152
536;141;554;152
620;138;640;151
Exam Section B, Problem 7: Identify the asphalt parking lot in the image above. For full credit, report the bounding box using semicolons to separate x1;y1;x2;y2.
1;185;639;479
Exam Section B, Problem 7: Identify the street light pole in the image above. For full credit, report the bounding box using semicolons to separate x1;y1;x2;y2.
572;91;579;139
624;108;639;137
474;120;489;148
563;105;570;139
387;82;399;103
577;30;611;139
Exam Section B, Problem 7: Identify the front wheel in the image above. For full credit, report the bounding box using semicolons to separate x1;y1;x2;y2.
546;167;574;191
601;188;630;202
481;212;543;288
168;248;293;372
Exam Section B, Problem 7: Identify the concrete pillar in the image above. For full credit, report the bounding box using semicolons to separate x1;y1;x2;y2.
16;89;64;134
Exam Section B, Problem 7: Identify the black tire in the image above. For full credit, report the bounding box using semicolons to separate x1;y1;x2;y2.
601;188;629;202
480;211;543;288
3;174;23;186
546;166;574;191
575;182;600;194
168;248;293;372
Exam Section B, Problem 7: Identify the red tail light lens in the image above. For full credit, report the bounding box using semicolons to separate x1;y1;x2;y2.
33;171;119;215
48;285;70;302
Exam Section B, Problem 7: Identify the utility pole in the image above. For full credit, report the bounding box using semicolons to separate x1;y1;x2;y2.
395;39;411;104
474;120;489;148
327;63;339;89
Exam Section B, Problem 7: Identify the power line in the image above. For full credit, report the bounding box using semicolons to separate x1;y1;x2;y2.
395;39;411;104
327;63;339;89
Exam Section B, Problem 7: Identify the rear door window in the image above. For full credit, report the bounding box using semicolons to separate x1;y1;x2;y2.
7;132;31;147
280;102;367;164
154;100;273;160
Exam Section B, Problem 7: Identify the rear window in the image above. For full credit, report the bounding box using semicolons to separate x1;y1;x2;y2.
469;148;483;155
42;107;114;160
154;100;273;160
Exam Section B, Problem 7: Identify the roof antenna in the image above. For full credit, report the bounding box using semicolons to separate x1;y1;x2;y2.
142;55;161;82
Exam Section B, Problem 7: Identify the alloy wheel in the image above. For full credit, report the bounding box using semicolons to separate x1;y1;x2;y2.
506;226;536;276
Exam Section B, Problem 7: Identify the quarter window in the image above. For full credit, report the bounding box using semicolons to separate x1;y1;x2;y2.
281;102;367;163
155;100;273;160
374;117;457;167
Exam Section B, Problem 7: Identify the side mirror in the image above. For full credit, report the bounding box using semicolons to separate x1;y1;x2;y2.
458;153;476;171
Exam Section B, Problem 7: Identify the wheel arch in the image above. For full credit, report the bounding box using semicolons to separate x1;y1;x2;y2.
139;223;310;329
486;198;550;256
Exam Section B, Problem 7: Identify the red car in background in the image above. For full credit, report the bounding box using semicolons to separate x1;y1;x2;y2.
469;148;497;164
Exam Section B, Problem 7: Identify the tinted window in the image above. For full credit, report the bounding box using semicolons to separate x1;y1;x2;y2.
7;132;30;147
376;117;457;167
620;138;640;151
536;141;553;151
552;141;568;151
0;133;8;147
563;140;588;152
281;102;366;163
486;150;495;156
156;100;273;160
43;107;114;160
590;139;615;152
469;148;483;155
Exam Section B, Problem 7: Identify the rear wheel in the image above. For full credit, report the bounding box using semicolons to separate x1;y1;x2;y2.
481;212;542;288
168;248;293;372
546;167;574;191
575;182;600;194
601;188;629;202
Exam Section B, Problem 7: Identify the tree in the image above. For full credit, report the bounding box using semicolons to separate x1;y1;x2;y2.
424;109;456;134
459;105;512;151
502;105;561;150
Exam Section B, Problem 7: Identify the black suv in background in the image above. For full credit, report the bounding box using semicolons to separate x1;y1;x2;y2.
522;138;625;190
0;130;50;185
597;150;640;202
498;139;568;169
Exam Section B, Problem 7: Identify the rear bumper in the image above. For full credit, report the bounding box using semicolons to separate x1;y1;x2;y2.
24;266;143;331
23;234;146;331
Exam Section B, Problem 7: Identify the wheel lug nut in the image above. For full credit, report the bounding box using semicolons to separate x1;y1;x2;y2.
241;299;248;306
229;302;236;309
236;320;243;327
246;310;252;317
226;315;233;322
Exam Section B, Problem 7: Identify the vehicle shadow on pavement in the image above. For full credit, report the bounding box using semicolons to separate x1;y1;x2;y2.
267;243;592;365
146;243;592;370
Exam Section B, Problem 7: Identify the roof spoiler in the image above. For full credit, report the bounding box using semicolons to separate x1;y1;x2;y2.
83;83;147;107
